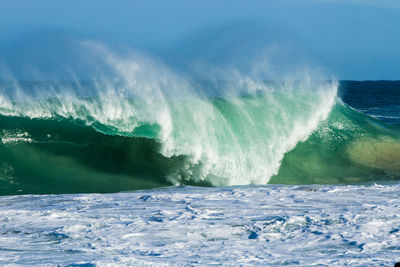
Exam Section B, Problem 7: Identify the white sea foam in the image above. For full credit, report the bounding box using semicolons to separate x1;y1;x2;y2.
0;183;399;266
0;130;33;144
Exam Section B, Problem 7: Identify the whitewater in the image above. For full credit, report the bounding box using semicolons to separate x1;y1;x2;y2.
1;184;400;266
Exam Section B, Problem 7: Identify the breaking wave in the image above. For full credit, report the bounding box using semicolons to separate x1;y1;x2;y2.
0;44;398;195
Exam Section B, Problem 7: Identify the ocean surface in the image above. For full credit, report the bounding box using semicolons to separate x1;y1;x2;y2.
0;80;399;266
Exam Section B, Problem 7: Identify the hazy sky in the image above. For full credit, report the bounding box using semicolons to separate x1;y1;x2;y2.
0;0;399;80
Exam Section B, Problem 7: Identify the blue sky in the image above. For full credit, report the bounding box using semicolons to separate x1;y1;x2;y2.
0;0;399;80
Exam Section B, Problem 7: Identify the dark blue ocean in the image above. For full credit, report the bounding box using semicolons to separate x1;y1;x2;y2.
339;81;400;125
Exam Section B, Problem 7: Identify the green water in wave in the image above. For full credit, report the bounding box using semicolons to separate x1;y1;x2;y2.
270;102;400;184
0;97;399;195
0;114;216;195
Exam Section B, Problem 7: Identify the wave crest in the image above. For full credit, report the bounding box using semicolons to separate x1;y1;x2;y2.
0;43;338;188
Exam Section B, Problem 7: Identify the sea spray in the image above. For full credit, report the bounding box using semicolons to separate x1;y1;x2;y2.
0;43;338;188
0;43;399;194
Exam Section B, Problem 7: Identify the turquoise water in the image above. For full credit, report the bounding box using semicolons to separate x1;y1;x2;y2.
0;80;399;195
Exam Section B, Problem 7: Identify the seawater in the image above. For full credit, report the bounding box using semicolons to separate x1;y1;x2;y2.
0;80;399;194
0;184;400;266
0;77;399;265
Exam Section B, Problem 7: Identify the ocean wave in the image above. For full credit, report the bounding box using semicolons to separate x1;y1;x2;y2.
0;44;398;195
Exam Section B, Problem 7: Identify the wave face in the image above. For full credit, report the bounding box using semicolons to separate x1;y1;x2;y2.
0;47;399;195
270;101;400;184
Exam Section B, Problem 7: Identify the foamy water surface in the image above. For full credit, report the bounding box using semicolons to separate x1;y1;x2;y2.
0;183;399;266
